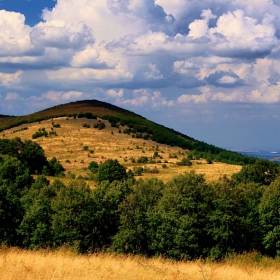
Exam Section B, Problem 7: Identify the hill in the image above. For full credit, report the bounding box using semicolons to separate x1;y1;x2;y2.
1;100;280;262
0;99;254;166
0;114;13;119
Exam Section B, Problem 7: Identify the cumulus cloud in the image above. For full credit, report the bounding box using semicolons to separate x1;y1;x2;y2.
106;89;124;98
0;71;22;86
39;90;85;101
62;91;84;100
118;88;174;107
1;0;280;119
30;22;94;49
188;9;216;39
4;92;21;100
144;64;163;80
205;71;245;88
0;10;32;56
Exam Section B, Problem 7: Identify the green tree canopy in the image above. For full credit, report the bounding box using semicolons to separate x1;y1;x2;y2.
97;159;128;183
232;159;280;185
0;138;48;174
88;161;99;173
0;155;33;245
259;180;280;257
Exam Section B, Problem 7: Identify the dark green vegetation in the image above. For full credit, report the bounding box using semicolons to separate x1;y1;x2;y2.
0;137;280;260
0;99;256;165
0;138;64;176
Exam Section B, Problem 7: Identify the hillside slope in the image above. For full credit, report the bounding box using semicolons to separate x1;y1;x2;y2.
0;99;255;166
0;114;241;182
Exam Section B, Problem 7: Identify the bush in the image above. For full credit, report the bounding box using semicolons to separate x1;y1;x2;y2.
137;156;149;164
93;122;105;130
88;161;99;173
97;159;128;183
177;157;192;166
42;157;65;177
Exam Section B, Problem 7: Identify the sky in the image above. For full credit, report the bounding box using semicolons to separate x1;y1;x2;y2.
0;0;280;150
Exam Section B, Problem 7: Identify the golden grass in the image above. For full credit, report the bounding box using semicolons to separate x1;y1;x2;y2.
0;247;280;280
0;117;241;183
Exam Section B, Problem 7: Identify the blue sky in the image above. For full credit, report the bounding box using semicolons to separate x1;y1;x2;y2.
0;0;56;26
0;0;280;150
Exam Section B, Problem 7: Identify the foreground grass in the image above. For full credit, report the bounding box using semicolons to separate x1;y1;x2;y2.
1;248;280;280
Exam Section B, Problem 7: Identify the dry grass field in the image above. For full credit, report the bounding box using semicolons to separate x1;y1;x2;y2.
0;116;241;183
1;247;280;280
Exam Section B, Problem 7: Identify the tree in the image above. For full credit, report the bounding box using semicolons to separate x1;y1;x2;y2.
112;178;164;255
51;181;95;252
0;138;49;174
97;159;127;183
19;140;48;174
42;157;65;176
259;180;280;256
232;159;280;186
92;180;132;249
148;171;213;260
19;176;55;249
0;155;33;246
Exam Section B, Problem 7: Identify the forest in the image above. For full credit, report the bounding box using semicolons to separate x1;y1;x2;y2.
0;137;280;261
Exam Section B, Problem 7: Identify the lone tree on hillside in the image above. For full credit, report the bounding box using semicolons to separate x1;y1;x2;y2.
97;159;127;183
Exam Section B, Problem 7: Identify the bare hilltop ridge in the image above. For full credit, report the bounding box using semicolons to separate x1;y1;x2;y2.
0;99;250;182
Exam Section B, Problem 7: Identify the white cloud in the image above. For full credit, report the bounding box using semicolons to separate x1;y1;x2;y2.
188;9;216;39
1;0;280;114
62;91;84;100
70;46;99;68
0;71;22;86
151;91;174;106
0;10;32;55
218;75;237;84
41;91;63;101
106;89;124;98
118;89;174;107
208;10;277;54
39;90;85;101
4;92;21;100
144;64;163;80
42;0;145;43
30;21;94;49
46;66;133;82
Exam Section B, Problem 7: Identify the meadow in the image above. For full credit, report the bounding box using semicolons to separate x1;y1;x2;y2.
1;247;280;280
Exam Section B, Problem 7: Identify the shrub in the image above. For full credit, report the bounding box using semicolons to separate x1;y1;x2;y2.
177;157;192;166
93;122;105;130
137;156;149;164
88;161;99;173
97;159;127;183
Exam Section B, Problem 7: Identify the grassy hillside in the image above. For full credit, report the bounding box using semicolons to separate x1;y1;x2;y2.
0;99;255;166
0;114;241;183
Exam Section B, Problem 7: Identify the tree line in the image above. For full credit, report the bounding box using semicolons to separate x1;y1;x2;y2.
0;138;280;260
